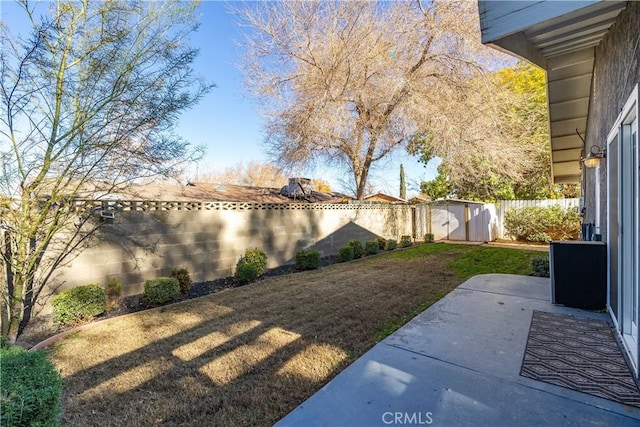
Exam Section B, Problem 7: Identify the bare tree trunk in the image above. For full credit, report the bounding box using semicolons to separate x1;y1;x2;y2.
355;170;368;200
18;237;37;337
1;229;13;338
355;135;378;199
7;278;23;343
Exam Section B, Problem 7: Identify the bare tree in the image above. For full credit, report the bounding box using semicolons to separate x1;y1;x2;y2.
0;0;211;341
412;72;547;186
236;0;510;199
196;162;334;192
412;62;561;201
197;161;288;188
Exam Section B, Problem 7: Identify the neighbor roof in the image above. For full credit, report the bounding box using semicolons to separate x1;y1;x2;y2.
363;193;407;203
429;198;487;205
105;182;348;204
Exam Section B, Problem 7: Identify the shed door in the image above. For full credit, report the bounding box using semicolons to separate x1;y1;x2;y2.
447;204;466;241
431;205;449;240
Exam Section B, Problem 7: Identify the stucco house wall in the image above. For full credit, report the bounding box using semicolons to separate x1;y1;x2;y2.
584;1;640;241
478;0;640;374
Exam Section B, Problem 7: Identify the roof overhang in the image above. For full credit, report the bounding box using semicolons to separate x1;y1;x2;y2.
478;1;627;184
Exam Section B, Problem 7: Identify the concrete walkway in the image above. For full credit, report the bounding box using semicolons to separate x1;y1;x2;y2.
277;274;640;426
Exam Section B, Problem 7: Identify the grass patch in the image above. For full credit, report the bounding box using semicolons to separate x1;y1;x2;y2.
374;244;541;340
385;242;466;259
449;246;539;279
48;243;542;426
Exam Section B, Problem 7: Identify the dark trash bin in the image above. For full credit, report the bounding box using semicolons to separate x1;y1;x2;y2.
550;241;607;310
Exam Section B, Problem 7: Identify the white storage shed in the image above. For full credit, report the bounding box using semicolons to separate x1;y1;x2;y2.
421;199;497;242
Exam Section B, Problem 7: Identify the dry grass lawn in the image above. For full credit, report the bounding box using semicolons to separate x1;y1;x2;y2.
48;243;541;426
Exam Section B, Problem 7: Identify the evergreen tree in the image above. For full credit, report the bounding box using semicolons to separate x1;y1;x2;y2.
399;164;407;200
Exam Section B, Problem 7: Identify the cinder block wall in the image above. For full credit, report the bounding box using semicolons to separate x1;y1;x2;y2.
54;204;414;299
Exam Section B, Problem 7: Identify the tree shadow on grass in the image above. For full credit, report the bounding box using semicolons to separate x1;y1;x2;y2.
50;248;463;426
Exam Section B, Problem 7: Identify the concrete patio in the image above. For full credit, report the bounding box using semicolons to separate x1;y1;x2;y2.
277;274;640;426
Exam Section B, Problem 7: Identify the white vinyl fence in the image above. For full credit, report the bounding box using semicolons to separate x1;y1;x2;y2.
497;198;581;239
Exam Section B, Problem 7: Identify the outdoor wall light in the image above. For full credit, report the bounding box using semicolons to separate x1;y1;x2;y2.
582;145;606;168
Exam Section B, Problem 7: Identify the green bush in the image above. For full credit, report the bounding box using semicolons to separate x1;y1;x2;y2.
295;249;322;271
532;256;550;277
105;278;123;310
400;235;413;247
376;237;387;250
52;284;106;326
385;239;398;250
364;240;380;256
235;248;268;284
338;245;355;262
504;205;580;243
244;248;268;275
348;240;364;259
424;233;435;243
235;261;259;284
142;277;180;306
0;346;62;427
171;267;192;294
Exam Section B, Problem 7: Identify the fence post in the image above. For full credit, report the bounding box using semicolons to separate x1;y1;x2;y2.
411;205;417;240
464;203;470;241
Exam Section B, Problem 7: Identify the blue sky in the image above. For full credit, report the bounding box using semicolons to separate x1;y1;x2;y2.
180;1;439;196
1;0;438;197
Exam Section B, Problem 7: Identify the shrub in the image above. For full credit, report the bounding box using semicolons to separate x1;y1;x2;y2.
376;237;387;250
235;248;268;284
171;267;192;294
235;261;259;284
385;239;398;251
143;277;180;306
532;256;550;277
348;240;364;259
400;235;413;247
295;249;321;271
0;346;62;427
338;245;355;262
364;240;380;256
52;284;106;326
244;248;268;275
504;205;580;243
424;233;435;243
105;278;123;310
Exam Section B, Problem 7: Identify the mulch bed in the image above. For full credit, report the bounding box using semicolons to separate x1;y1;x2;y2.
20;256;338;347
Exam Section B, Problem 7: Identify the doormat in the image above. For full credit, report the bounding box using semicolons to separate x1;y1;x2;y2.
520;310;640;407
